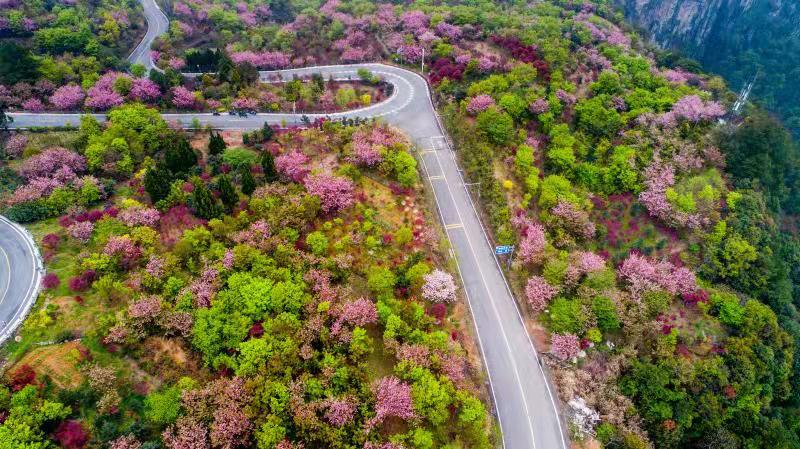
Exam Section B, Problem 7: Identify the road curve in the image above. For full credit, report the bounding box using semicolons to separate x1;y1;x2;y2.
10;2;567;444
0;216;43;346
8;62;568;449
128;0;170;71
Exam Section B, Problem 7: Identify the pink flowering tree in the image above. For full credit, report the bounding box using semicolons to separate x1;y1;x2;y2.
331;297;378;341
146;255;165;277
517;222;546;264
368;376;415;429
466;95;495;115
564;251;605;285
421;269;457;303
128;79;161;103
303;174;356;213
20;147;86;180
110;435;142;449
525;275;558;312
4;134;27;158
617;253;697;301
67;221;94;242
658;95;726;126
324;397;356;427
529;98;549;114
171;86;198;109
118;206;161;227
21;98;44;112
163;418;209;449
551;333;580;361
85;86;124;110
210;405;252;449
275;150;310;182
49;85;85;110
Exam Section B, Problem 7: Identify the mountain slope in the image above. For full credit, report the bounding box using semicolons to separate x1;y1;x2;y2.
614;0;800;135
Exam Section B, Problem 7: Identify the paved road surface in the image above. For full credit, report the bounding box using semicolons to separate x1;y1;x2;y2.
0;216;42;345
128;0;169;71
7;2;568;445
8;63;568;449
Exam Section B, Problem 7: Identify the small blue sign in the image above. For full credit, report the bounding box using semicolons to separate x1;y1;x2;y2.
495;245;514;255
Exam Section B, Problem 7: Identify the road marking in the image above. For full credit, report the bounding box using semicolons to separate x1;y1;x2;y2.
410;67;568;448
428;175;445;181
423;142;539;449
0;246;10;306
0;216;42;344
443;223;463;230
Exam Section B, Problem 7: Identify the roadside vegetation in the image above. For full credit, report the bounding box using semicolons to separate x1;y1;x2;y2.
0;107;495;449
2;0;800;448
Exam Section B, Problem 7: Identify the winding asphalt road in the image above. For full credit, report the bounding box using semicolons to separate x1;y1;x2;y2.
0;216;42;346
128;0;170;72
5;2;568;447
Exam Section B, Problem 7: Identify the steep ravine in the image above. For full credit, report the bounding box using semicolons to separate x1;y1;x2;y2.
613;0;800;135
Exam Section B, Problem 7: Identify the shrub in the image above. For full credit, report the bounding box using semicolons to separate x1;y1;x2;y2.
42;273;60;289
548;298;585;334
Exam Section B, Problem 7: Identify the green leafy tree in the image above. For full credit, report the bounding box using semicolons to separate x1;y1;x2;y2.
0;386;70;449
476;107;515;145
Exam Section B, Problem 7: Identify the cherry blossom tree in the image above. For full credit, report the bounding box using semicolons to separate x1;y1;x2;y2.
551;333;580;361
104;235;141;263
368;376;415;428
618;253;697;300
163;417;210;449
146;255;165;277
21;97;44;112
303;173;356;213
172;86;198;109
529;98;549;114
331;297;378;341
20;147;86;179
110;435;142;449
128;79;161;103
516;221;546;264
85;85;124;110
4;133;27;158
275;150;310;182
466;95;495;115
435;22;461;40
525;275;558;312
324;397;356;427
421;269;457;303
67;221;94;242
49;85;85;110
211;405;252;449
119;206;161;227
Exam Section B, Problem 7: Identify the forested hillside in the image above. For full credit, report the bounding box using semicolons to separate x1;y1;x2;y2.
611;0;800;137
2;0;800;448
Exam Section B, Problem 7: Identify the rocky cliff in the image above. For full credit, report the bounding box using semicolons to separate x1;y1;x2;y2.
613;0;800;134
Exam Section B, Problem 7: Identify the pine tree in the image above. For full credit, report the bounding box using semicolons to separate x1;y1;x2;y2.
190;178;221;219
239;166;256;195
144;163;172;203
217;174;238;212
164;133;198;175
261;151;278;183
208;132;226;156
262;122;274;142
